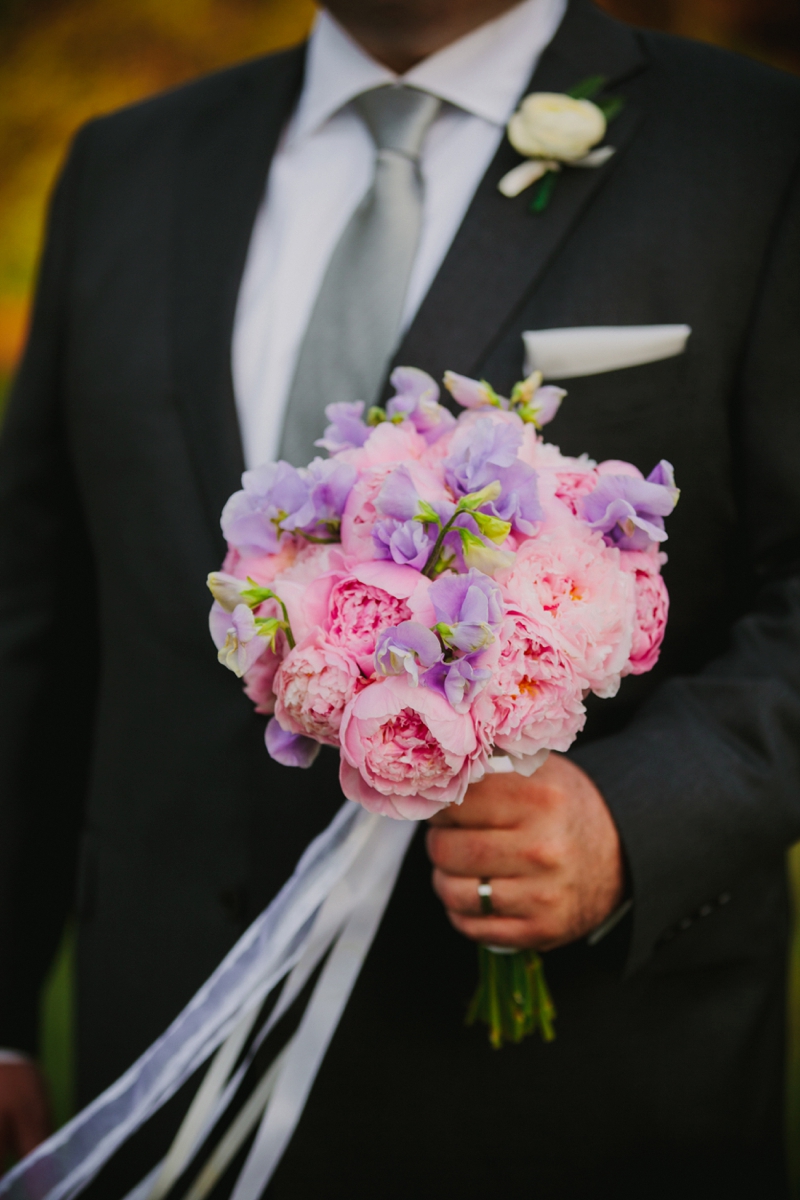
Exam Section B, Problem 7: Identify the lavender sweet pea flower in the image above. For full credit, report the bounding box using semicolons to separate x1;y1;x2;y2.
213;603;269;678
374;621;443;685
446;419;521;493
488;459;542;535
445;419;542;534
372;518;436;570
443;371;504;410
523;384;566;428
375;465;423;522
375;464;454;524
315;402;370;454
386;366;456;444
647;459;680;503
429;569;504;652
581;468;678;551
300;457;357;534
422;655;492;713
221;461;313;554
265;718;321;768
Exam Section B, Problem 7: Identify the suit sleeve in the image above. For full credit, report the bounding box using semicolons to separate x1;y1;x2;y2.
571;156;800;973
0;127;99;1052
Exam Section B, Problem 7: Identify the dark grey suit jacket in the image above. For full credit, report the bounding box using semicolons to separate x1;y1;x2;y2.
1;2;800;1196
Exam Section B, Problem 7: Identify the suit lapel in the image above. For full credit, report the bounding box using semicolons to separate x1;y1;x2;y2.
172;46;305;548
388;0;649;392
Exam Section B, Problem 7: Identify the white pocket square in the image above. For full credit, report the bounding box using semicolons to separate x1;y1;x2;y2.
522;324;691;380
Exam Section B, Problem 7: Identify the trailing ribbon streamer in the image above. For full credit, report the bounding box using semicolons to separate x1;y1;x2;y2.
0;803;413;1200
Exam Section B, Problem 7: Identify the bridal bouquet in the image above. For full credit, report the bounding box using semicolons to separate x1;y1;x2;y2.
209;366;676;1047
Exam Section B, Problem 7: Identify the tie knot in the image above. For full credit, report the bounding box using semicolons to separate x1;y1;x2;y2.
354;85;441;160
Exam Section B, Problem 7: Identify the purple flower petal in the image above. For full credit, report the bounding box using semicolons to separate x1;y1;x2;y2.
375;465;422;522
527;384;565;428
581;470;678;551
428;569;504;651
303;458;358;530
422;655;492;713
316;402;369;454
386;367;456;444
372;518;435;570
375;621;443;684
443;371;504;410
443;419;541;534
265;718;321;768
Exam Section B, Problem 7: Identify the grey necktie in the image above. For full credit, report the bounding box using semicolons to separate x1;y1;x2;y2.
278;85;442;466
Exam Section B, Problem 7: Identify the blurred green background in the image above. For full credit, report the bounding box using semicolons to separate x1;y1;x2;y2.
1;0;799;1181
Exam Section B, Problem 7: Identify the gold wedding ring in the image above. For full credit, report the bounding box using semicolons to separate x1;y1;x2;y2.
477;879;494;916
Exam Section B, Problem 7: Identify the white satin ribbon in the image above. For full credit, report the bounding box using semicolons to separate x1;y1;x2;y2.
0;802;399;1200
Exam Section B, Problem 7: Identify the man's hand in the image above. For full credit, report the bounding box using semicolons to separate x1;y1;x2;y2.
426;753;625;950
0;1061;51;1167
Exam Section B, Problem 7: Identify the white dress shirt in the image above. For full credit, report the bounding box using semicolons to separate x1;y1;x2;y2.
232;0;567;469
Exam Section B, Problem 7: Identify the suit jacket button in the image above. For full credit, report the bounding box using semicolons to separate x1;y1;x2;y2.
679;917;693;930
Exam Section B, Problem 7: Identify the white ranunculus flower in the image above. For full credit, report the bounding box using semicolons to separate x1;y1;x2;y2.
507;92;606;163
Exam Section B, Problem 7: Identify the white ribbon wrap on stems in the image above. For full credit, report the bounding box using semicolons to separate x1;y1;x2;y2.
0;803;415;1200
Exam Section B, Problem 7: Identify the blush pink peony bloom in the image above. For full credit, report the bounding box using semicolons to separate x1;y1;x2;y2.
499;530;635;698
222;539;300;585
324;569;417;674
478;613;586;758
552;469;600;517
620;550;669;674
340;459;449;562
274;631;364;745
339;675;478;818
242;650;281;715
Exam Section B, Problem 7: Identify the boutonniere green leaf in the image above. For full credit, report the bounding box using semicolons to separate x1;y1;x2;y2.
498;75;625;213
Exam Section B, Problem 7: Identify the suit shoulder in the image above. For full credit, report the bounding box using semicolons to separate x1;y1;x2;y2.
638;28;800;121
74;43;306;161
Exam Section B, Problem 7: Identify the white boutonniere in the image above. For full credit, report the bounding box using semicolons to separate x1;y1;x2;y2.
499;75;623;212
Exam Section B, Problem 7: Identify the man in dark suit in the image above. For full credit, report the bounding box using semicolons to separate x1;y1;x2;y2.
1;0;799;1194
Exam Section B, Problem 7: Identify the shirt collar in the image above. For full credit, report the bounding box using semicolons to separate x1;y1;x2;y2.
290;0;568;146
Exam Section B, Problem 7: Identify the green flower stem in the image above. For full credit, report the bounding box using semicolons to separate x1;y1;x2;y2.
245;581;295;649
467;946;557;1048
421;510;461;579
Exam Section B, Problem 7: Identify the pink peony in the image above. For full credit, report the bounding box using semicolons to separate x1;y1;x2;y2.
552;469;600;517
274;631;364;745
324;563;422;674
339;675;478;819
499;530;635;698
340;458;452;562
621;551;669;674
339;464;395;562
338;420;428;471
478;613;586;758
222;539;299;585
242;650;281;715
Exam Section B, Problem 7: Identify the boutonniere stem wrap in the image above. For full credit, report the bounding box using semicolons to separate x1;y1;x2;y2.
499;74;624;212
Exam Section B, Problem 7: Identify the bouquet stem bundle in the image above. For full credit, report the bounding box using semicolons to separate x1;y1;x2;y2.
467;945;556;1048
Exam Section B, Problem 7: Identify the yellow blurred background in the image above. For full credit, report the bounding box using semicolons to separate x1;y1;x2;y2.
1;0;799;1181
